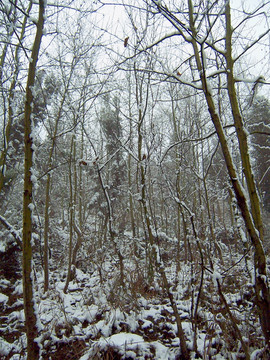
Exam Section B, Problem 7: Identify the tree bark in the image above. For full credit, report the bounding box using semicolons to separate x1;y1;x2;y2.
64;135;75;294
225;3;264;240
43;58;76;292
223;2;270;347
133;63;190;359
22;1;45;359
187;0;270;347
0;2;32;194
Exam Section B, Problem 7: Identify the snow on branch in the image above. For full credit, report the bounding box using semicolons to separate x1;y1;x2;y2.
0;215;22;249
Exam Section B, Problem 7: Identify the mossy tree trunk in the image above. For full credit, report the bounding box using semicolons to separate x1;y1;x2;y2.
224;2;270;347
187;0;270;348
22;1;45;359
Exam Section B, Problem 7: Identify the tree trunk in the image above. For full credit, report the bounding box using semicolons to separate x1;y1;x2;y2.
224;2;270;347
0;2;32;194
22;1;45;359
225;3;264;240
43;173;50;293
134;64;190;359
187;0;270;347
64;136;75;294
43;59;76;292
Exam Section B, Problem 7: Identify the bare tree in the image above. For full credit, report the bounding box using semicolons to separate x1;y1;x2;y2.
146;0;270;348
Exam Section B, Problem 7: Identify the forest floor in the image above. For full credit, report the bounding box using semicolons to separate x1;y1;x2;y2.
0;237;267;360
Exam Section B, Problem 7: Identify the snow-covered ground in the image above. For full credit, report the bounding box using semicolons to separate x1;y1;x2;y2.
0;245;266;360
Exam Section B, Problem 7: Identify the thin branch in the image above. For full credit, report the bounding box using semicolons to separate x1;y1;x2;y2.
234;28;270;63
160;124;235;163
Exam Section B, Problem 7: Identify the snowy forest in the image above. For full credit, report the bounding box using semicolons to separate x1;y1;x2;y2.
0;0;270;359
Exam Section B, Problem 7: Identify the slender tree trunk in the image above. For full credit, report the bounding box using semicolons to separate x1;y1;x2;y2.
127;75;136;238
43;173;50;292
22;1;45;359
0;2;32;193
96;163;125;287
71;127;84;267
225;3;264;240
134;66;155;280
134;65;190;359
187;0;270;347
202;176;224;265
64;136;75;294
172;104;183;269
43;60;76;292
72;224;82;266
128;153;136;237
224;2;270;347
217;279;250;359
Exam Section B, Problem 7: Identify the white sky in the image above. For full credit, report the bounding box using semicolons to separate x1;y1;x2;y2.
98;0;270;96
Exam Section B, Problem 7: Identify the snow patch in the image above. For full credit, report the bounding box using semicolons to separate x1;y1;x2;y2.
0;293;8;304
0;338;14;356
